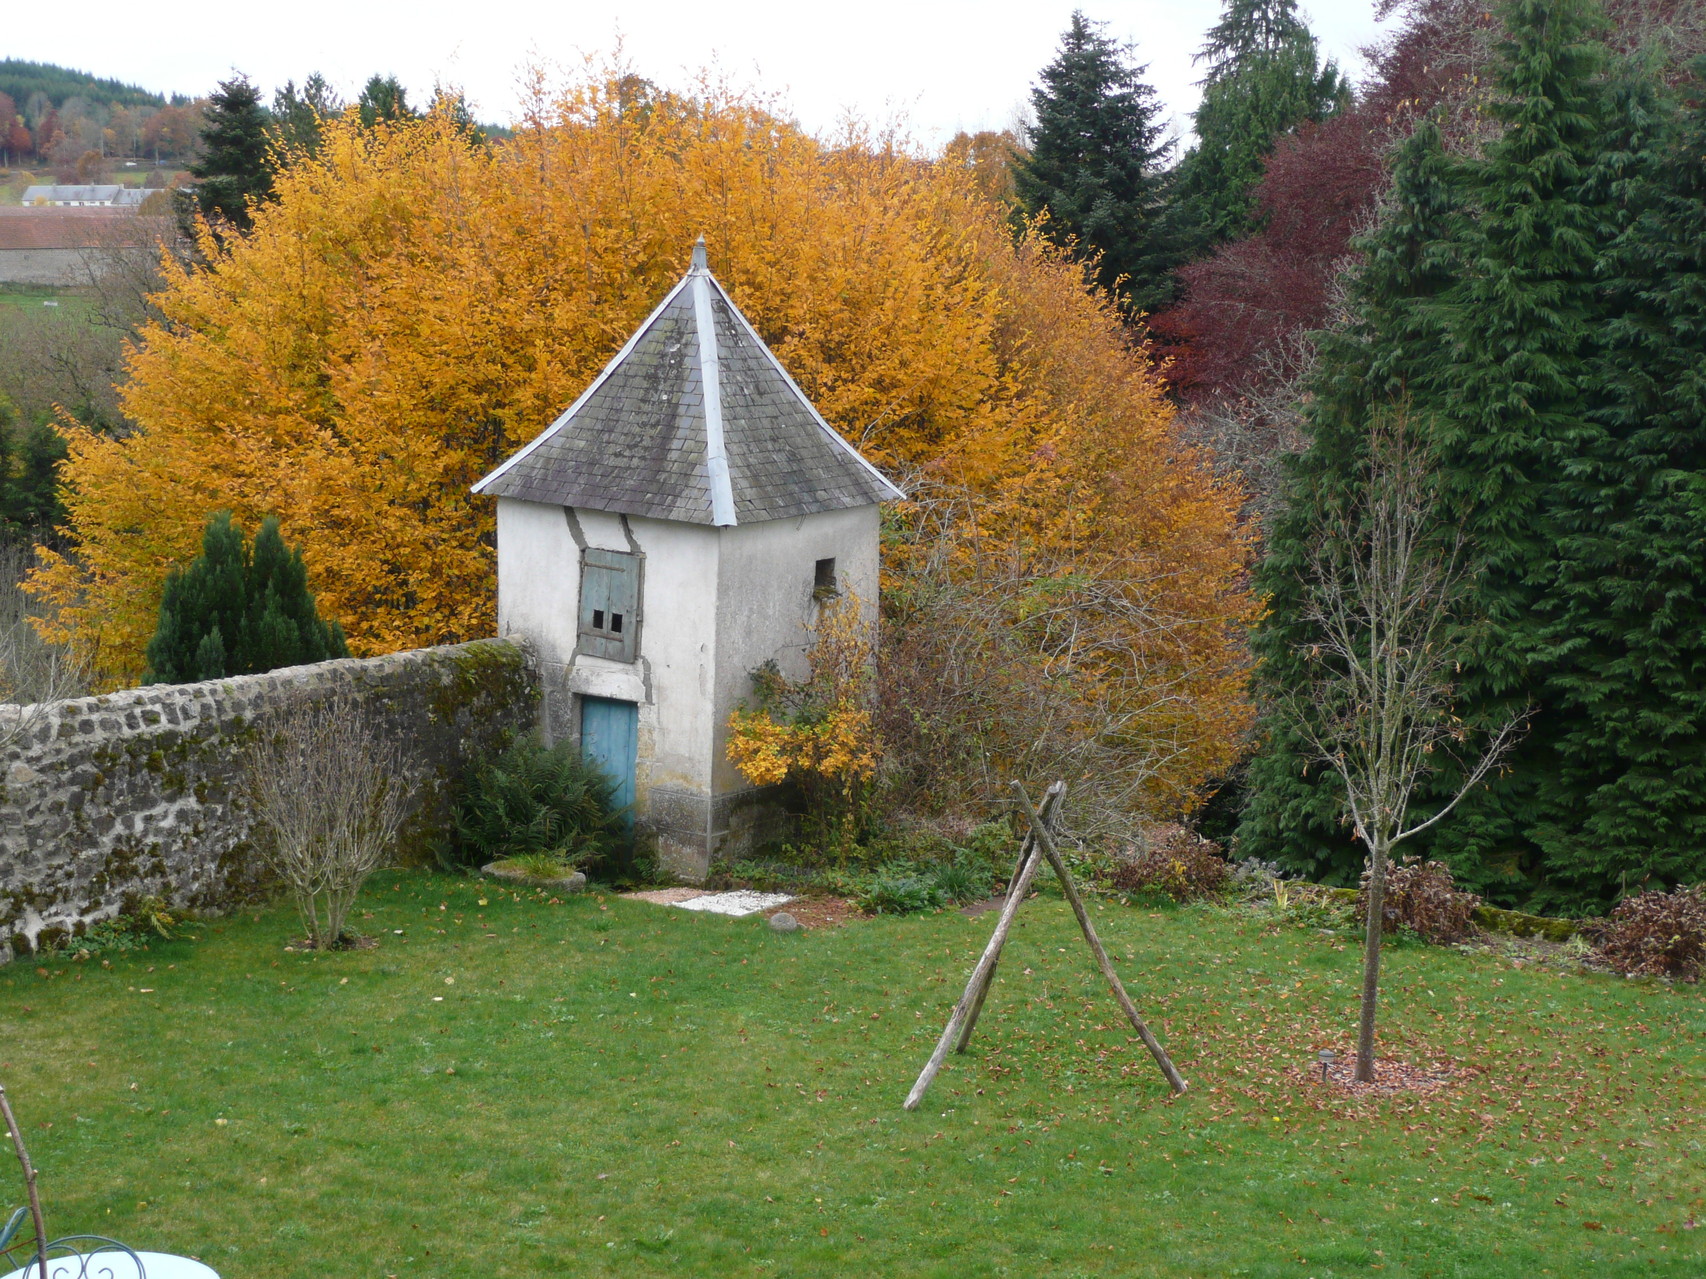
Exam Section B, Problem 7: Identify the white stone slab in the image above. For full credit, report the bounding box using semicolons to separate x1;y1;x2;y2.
672;890;794;917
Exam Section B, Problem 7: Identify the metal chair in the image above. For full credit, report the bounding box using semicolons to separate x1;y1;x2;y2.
0;1231;150;1279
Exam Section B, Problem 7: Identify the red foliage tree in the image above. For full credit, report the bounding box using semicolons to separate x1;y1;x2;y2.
33;108;61;162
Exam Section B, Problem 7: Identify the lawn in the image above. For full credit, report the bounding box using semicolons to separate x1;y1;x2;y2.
0;284;97;319
2;871;1701;1278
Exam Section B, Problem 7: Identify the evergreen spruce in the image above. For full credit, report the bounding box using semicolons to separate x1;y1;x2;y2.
270;73;343;159
0;398;67;543
357;76;417;130
1014;11;1182;314
1241;0;1706;910
1174;0;1347;249
146;512;347;684
190;76;274;231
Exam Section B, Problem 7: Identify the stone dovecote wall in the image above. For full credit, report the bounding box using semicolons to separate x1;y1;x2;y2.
0;639;538;964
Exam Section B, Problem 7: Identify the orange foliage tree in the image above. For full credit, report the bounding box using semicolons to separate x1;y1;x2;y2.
33;69;1253;817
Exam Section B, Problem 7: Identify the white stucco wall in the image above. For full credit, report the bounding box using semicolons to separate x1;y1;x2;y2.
494;496;880;877
711;505;880;794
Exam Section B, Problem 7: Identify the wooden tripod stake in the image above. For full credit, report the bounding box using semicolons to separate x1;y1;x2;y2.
904;781;1187;1111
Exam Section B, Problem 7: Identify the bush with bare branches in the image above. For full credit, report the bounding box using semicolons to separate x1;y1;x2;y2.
240;692;414;949
1358;857;1480;943
1593;886;1706;980
1;543;89;755
875;483;1244;844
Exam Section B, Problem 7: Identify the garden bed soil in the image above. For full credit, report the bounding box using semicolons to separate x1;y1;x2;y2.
767;896;860;929
1310;1053;1458;1097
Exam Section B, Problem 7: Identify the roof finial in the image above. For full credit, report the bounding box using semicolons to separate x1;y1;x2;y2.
691;234;708;273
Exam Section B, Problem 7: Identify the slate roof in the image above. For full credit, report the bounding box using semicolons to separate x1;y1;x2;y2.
21;185;145;206
472;242;903;526
0;207;134;250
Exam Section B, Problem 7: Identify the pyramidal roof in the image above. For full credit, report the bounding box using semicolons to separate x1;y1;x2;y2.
472;241;903;526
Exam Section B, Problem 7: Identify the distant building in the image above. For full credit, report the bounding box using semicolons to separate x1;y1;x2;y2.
474;240;903;881
21;185;148;208
0;208;134;284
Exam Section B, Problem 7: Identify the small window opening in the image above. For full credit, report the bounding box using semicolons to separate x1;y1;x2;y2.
610;612;624;634
592;609;605;629
813;557;839;602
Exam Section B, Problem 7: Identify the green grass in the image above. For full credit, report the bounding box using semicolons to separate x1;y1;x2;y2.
0;284;96;319
3;871;1702;1277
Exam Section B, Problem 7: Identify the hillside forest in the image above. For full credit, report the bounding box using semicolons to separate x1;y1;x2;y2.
5;0;1706;917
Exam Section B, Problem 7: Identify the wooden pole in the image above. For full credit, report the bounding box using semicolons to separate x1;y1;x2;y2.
0;1082;49;1279
953;784;1063;1054
1010;781;1188;1096
903;782;1065;1112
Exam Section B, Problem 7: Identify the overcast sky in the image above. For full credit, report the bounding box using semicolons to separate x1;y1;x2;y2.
14;1;1398;150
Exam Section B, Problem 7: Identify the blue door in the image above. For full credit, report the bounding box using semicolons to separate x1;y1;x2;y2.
580;697;639;822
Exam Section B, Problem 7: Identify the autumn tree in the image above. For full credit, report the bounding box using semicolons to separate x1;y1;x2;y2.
1014;11;1182;314
943;130;1023;208
32;76;1253;816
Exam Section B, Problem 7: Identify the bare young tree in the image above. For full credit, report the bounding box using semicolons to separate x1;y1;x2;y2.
1283;413;1522;1082
1;544;90;757
240;692;415;950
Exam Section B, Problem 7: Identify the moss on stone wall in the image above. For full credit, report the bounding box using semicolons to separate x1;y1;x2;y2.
1;639;539;962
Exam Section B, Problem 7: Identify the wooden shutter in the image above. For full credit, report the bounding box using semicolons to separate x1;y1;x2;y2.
578;549;642;662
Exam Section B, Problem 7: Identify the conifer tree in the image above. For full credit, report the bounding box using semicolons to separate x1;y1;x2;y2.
191;76;273;231
146;512;347;684
1239;118;1464;881
1175;0;1347;249
271;73;342;159
1014;11;1182;314
1241;0;1706;910
1528;55;1706;898
1416;0;1622;902
357;76;416;130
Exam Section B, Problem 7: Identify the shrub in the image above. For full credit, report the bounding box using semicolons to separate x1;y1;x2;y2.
147;511;347;683
1594;886;1706;980
1228;854;1285;901
931;852;996;905
241;693;413;950
1273;881;1357;931
1358;859;1480;943
858;866;947;915
447;736;628;877
58;897;183;958
1109;828;1232;902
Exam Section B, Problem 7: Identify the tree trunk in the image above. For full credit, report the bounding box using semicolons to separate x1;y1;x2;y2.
1355;837;1389;1083
0;1082;49;1279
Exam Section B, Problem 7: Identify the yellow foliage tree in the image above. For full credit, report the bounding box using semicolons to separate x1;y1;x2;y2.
727;592;880;846
33;69;1253;815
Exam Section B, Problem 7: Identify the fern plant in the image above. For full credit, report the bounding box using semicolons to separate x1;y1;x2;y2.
445;737;628;876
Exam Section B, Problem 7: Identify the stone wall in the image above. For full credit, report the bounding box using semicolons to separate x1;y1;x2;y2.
0;639;538;963
0;247;104;285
